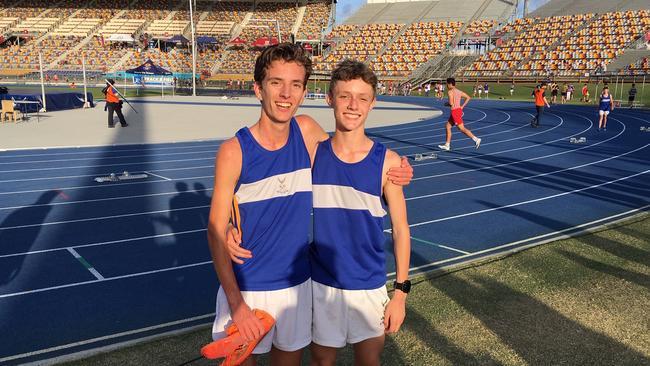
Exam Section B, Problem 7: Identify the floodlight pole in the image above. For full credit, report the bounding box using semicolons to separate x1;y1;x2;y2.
82;53;88;107
189;0;197;96
38;52;46;112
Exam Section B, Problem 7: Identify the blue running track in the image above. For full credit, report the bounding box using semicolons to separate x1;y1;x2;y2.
0;97;648;364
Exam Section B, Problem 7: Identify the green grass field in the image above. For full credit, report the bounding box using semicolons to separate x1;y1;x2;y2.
61;214;650;366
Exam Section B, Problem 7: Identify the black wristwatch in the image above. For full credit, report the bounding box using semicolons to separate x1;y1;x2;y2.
393;280;411;294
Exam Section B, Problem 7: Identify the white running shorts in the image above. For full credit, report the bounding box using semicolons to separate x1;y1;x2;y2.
312;281;389;348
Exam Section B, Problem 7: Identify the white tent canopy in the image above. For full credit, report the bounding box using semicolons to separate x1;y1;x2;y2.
106;33;135;42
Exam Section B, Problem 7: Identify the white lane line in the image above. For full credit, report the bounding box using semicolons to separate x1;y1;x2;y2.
0;313;216;363
369;107;487;133
0;140;221;159
0;156;215;174
2;197;646;301
377;110;509;145
410;111;591;168
0;205;211;231
376;109;512;139
0;229;206;259
412;115;615;181
409;142;648;201
0;148;218;165
410;236;471;254
0;188;210;211
390;111;560;152
144;171;172;181
392;205;650;276
406;169;650;229
0;260;213;299
0;164;213;184
0;174;214;196
373;107;499;139
67;248;105;280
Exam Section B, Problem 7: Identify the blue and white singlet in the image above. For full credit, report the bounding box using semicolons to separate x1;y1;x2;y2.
599;94;612;111
310;139;388;290
232;118;312;291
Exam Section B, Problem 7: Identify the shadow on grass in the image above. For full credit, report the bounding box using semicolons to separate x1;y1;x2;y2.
406;236;650;366
557;249;650;290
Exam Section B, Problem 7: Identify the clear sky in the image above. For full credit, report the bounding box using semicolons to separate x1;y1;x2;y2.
335;0;552;24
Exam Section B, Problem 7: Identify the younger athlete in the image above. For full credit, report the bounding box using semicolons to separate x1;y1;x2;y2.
438;77;481;151
597;86;613;131
309;60;411;366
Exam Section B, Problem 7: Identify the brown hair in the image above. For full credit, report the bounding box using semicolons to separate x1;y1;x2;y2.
254;43;312;87
329;59;377;96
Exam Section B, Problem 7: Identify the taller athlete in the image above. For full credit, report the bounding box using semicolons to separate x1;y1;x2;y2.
207;44;414;366
438;77;481;151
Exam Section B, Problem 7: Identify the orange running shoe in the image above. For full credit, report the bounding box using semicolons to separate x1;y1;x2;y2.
201;309;275;365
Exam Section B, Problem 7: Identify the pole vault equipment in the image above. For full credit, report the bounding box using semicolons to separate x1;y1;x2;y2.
105;79;138;114
201;309;275;366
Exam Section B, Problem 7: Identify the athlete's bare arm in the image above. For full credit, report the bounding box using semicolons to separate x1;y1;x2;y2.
381;149;411;334
207;137;265;342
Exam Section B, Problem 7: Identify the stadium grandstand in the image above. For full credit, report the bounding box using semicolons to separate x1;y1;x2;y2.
0;0;648;87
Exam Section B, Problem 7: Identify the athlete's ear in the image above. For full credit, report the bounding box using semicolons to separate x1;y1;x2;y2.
253;81;263;101
325;93;333;107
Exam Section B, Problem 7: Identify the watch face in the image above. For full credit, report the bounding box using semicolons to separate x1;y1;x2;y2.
402;280;411;293
395;280;411;293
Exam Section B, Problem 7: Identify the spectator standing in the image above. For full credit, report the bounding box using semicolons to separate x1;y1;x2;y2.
629;83;637;107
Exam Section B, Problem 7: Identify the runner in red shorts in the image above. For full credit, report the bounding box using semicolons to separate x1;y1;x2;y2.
438;78;481;151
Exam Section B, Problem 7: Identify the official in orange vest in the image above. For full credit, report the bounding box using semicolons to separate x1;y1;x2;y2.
531;84;550;128
103;79;128;128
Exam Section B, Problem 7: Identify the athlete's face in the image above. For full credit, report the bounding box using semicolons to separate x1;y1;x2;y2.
254;60;307;124
327;78;375;132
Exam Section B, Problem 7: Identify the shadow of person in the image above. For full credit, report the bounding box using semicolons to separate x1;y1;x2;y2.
193;182;211;228
0;190;59;285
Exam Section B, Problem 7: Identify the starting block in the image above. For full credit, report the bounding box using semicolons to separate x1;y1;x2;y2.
569;137;587;144
414;152;438;161
94;171;148;183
